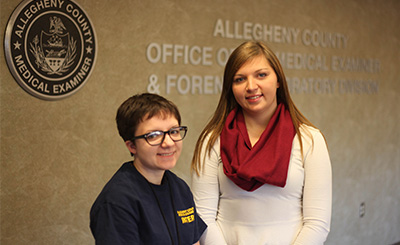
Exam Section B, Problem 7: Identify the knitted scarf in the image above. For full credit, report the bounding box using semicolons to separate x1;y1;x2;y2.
220;103;295;191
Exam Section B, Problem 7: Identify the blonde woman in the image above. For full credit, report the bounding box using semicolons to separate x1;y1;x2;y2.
191;41;331;244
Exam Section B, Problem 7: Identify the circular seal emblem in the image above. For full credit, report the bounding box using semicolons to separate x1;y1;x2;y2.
4;0;97;100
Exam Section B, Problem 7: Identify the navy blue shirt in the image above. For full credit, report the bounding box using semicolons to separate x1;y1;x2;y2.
90;162;207;244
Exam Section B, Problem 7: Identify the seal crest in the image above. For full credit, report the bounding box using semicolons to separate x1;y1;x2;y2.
4;0;97;100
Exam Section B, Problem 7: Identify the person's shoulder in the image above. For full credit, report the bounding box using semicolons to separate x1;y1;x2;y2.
298;124;326;147
202;131;221;149
300;124;322;136
298;124;329;153
106;161;139;186
92;162;142;207
166;171;196;204
166;171;192;192
166;171;188;186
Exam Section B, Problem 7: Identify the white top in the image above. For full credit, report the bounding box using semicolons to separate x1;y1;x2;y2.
191;126;332;245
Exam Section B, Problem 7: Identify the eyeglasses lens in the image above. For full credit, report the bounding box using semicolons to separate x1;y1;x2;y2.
146;128;186;145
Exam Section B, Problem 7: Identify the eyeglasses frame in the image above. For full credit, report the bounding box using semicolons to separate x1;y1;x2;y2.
130;126;188;146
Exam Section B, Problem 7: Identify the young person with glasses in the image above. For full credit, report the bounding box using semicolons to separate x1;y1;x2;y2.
90;93;206;245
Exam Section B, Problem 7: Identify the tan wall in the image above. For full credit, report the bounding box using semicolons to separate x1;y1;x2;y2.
1;0;399;244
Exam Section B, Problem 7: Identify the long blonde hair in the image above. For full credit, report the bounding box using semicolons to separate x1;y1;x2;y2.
191;41;316;175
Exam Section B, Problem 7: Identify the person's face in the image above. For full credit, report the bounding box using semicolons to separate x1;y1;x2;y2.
127;113;182;181
232;54;279;118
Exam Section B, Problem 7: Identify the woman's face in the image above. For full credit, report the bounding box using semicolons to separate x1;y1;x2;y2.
128;113;182;181
231;54;279;118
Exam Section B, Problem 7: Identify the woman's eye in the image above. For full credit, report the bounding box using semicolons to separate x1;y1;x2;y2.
258;73;267;78
234;77;244;83
146;131;163;139
170;130;179;135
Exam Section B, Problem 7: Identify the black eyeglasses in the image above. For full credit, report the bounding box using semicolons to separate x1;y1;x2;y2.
131;126;188;146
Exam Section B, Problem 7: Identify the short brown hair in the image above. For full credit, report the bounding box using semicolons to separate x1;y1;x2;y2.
116;93;181;142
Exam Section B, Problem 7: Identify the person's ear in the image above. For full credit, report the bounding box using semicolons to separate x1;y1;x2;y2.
125;140;137;155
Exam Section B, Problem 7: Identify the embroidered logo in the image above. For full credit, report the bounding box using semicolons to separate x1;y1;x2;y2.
177;207;195;224
4;0;97;100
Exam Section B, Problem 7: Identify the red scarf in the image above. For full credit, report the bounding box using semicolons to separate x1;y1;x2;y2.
220;103;295;191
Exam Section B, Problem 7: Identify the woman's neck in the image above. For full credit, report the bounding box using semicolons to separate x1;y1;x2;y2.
133;161;164;185
243;107;277;147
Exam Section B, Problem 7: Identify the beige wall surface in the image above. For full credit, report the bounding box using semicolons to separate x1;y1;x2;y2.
1;0;399;244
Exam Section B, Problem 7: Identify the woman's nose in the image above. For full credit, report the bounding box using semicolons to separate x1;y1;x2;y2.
161;133;175;147
246;77;257;91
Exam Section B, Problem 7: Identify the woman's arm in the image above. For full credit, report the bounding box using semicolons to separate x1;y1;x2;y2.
294;130;332;244
191;138;227;245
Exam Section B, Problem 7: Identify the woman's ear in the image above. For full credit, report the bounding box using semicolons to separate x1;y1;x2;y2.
125;140;137;155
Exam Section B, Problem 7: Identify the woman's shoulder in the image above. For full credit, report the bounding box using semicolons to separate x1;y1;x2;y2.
91;163;144;214
166;171;190;189
299;124;321;134
298;124;326;147
199;132;221;151
299;124;322;137
166;171;195;199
